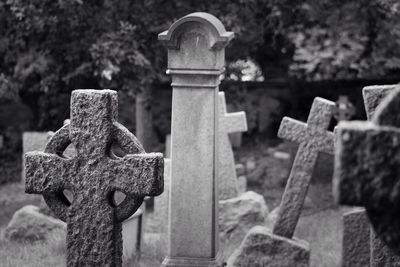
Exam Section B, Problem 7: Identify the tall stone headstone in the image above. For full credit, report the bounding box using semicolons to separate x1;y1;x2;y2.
158;12;234;266
25;89;164;267
218;91;247;200
274;97;335;238
335;87;400;256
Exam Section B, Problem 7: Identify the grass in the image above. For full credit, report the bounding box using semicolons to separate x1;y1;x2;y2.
0;228;66;267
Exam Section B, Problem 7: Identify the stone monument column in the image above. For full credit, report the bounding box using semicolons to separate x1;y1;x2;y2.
159;12;234;266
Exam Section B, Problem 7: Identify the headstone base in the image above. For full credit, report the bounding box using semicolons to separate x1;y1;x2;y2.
161;252;224;267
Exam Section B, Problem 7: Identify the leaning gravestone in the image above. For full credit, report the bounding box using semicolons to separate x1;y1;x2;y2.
158;12;233;266
334;87;400;266
218;91;248;200
24;89;164;267
341;84;400;266
229;97;335;266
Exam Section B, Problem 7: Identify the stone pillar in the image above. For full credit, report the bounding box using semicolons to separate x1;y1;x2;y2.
159;12;234;266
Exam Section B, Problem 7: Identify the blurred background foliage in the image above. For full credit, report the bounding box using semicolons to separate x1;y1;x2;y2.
0;0;400;130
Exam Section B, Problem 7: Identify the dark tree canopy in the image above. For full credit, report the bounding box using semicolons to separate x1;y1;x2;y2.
0;0;400;128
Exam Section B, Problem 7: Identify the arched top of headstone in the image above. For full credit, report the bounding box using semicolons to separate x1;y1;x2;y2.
158;12;234;50
159;12;234;72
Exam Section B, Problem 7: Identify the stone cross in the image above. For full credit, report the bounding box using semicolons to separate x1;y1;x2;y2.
218;91;247;200
333;95;355;122
25;89;164;267
334;87;400;255
273;97;335;238
159;12;233;266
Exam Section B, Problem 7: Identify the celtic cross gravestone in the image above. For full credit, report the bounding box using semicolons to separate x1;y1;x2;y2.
25;89;164;267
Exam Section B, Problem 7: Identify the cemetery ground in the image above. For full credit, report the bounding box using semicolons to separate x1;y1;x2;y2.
0;136;344;267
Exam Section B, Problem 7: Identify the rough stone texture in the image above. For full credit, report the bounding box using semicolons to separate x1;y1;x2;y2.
274;97;335;238
4;205;66;242
22;131;53;181
227;226;310;267
342;208;370;267
335;87;400;255
371;229;400;266
219;191;268;260
218;91;248;200
362;85;399;120
24;89;164;267
159;12;233;267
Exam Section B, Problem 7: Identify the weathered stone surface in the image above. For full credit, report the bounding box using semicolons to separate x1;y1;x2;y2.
22;131;53;181
219;191;268;260
25;89;164;267
4;205;66;242
335;87;400;254
342;208;370;267
371;229;400;266
218;91;248;200
159;12;233;267
362;85;398;120
227;226;309;267
274;97;335;238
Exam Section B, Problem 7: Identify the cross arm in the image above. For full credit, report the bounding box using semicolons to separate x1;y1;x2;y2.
25;152;73;194
111;152;164;197
224;111;248;134
334;121;400;209
278;117;307;144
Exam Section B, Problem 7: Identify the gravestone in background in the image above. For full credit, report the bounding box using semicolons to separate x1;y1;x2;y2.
274;97;335;238
158;12;233;266
25;89;164;267
218;91;248;200
230;97;335;266
336;85;400;266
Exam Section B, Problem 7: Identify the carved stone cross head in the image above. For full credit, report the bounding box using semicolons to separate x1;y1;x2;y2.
335;87;400;254
25;89;164;266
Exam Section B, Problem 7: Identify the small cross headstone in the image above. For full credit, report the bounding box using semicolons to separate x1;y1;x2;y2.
218;91;248;200
335;87;400;256
274;97;335;238
333;95;355;122
159;12;234;266
25;89;164;267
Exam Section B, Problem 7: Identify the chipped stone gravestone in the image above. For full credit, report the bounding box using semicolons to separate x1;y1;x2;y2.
158;12;233;266
333;95;355;122
24;89;164;267
336;85;400;266
218;91;248;200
